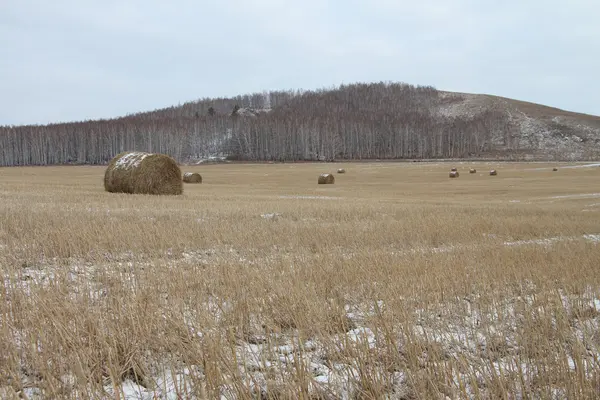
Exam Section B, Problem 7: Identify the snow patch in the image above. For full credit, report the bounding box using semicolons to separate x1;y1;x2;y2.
560;163;600;169
550;193;600;200
114;152;149;170
526;163;600;171
195;156;228;164
278;195;341;200
260;212;282;220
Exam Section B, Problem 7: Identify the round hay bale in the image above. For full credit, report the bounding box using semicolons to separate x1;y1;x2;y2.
451;167;457;172
318;173;335;184
104;151;183;195
337;168;346;174
489;170;498;176
183;172;202;183
553;167;558;171
449;171;459;178
469;168;477;174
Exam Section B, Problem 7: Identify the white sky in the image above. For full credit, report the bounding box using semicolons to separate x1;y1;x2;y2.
1;0;599;125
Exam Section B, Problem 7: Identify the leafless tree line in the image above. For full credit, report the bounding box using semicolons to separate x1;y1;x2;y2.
0;82;510;166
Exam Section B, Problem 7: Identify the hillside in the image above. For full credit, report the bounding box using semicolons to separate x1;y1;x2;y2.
1;82;599;166
437;91;600;160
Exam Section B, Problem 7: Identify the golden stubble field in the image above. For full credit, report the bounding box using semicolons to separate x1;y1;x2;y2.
0;161;599;399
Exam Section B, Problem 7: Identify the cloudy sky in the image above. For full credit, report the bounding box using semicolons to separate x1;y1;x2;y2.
1;0;598;125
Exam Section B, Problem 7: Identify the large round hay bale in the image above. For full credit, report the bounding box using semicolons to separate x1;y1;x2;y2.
489;169;497;176
183;172;202;183
318;173;335;184
449;171;459;178
469;168;476;174
552;167;558;172
451;167;457;172
104;151;183;195
337;168;346;174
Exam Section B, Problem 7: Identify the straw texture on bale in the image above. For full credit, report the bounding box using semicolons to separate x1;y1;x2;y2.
104;151;183;195
489;170;498;176
183;172;202;183
449;171;459;178
318;173;335;184
469;168;476;174
337;168;346;174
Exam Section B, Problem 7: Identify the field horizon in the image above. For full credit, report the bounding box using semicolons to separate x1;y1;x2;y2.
1;161;599;399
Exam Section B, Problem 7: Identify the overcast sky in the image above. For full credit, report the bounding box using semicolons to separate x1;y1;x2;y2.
1;0;598;126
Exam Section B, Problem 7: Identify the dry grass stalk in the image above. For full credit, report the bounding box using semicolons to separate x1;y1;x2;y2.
318;173;335;184
1;162;600;398
183;172;202;183
104;151;183;195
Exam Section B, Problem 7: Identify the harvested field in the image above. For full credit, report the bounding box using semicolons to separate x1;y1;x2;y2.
1;161;599;399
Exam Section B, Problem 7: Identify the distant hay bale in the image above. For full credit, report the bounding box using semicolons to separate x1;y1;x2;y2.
183;172;202;183
449;171;459;178
104;151;183;195
469;168;476;174
318;173;335;184
337;168;346;174
490;169;498;176
553;167;558;171
451;167;457;172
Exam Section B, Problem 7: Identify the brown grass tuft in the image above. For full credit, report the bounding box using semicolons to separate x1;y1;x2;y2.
104;151;183;195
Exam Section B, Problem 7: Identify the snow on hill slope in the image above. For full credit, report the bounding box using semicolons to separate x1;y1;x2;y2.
437;91;600;160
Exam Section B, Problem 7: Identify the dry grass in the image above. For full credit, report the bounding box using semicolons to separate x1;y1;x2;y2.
1;161;600;399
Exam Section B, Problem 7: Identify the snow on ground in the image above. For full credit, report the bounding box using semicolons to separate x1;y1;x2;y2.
3;231;600;398
558;163;600;169
550;193;600;200
260;212;282;220
195;156;229;164
278;195;341;200
525;162;600;170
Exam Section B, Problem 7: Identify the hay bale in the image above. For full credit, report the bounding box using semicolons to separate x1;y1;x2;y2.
337;168;346;174
469;168;477;174
318;173;335;184
449;171;459;178
451;167;457;172
489;170;498;176
553;167;558;171
104;151;183;195
183;172;202;183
